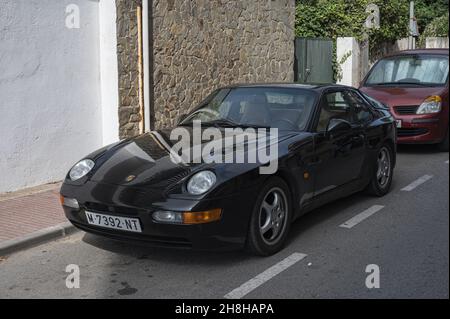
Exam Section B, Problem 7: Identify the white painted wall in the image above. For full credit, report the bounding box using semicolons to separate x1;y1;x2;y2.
337;37;361;87
0;0;118;193
426;37;449;49
337;37;371;87
99;0;119;144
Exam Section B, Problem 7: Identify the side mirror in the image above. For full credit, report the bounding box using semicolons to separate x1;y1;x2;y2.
326;119;352;136
177;113;188;125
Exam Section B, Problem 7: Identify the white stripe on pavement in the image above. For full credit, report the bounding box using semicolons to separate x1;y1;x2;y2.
224;253;307;299
339;205;385;229
401;175;433;192
445;160;449;164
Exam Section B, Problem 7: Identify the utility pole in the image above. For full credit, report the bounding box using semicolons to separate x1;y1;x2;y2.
409;1;418;49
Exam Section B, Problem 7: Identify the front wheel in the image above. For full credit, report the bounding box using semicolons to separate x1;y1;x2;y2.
246;177;292;256
366;144;394;197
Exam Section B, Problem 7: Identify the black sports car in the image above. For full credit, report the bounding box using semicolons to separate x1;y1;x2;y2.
60;84;396;256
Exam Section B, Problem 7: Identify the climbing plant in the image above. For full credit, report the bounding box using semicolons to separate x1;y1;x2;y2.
418;12;449;46
295;0;449;80
297;0;411;50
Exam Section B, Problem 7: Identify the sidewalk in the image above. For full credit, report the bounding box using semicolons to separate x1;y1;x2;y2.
0;183;76;255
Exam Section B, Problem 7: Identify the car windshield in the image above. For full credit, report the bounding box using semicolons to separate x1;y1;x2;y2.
365;54;449;86
180;87;317;131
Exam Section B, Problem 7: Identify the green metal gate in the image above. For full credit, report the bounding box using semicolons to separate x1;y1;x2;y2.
294;37;334;84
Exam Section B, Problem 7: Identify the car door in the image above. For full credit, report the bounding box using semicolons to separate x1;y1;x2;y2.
311;89;367;201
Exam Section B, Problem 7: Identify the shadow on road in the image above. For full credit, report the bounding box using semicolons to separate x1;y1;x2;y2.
286;192;370;246
81;232;254;266
397;144;442;155
81;191;379;265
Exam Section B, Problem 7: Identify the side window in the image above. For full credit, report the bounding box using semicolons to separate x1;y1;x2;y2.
346;91;373;123
316;91;353;132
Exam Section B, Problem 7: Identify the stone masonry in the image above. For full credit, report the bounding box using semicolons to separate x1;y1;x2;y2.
116;0;142;138
116;0;296;136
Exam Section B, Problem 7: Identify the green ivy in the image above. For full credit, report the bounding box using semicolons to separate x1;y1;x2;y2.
295;0;411;80
415;0;449;34
418;12;449;46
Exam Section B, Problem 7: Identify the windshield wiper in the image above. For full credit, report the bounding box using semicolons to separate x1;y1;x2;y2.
207;119;271;129
200;119;241;127
239;123;271;129
373;82;434;87
181;119;271;129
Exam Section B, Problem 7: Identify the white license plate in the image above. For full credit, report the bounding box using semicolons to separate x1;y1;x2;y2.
85;211;142;233
396;120;402;128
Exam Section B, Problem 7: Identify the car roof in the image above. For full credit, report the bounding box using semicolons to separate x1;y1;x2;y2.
223;83;354;91
385;48;449;57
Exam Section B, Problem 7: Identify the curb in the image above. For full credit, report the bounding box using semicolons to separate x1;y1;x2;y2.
0;222;78;256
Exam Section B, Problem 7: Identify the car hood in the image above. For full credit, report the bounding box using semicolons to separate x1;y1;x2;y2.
89;127;297;188
360;86;446;107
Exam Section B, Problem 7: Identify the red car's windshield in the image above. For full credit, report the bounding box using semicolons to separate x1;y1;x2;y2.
365;54;449;87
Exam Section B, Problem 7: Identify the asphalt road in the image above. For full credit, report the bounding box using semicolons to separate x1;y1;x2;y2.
1;145;448;299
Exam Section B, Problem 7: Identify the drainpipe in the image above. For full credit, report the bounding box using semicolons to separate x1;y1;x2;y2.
136;4;145;134
142;0;152;132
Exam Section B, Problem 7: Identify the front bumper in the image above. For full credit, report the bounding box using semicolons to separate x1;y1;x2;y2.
60;181;258;251
394;114;447;144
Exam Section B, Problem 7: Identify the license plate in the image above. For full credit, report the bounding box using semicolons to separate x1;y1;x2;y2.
396;120;402;128
85;211;142;233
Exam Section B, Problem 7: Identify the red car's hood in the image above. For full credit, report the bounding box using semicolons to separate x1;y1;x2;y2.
360;86;447;107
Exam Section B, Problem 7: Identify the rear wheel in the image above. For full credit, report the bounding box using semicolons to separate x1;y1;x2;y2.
366;144;394;197
437;129;449;152
246;177;292;256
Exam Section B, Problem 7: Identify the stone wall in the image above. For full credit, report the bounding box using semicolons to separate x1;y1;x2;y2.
116;0;142;138
153;0;296;129
116;0;296;136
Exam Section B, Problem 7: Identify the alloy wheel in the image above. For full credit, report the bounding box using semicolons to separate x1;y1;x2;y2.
376;147;391;188
259;187;288;245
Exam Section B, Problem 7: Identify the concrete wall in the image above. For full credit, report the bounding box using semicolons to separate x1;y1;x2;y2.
371;38;409;65
371;37;449;65
0;0;108;193
426;37;449;49
336;37;368;87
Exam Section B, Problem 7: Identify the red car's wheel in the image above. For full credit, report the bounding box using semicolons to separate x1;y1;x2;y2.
437;129;449;152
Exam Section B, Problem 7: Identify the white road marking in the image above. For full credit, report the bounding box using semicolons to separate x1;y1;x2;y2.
401;175;433;192
339;205;385;229
445;160;449;164
224;253;307;299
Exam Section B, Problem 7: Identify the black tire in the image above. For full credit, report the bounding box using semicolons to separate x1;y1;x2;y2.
437;129;449;152
366;144;394;197
246;177;292;256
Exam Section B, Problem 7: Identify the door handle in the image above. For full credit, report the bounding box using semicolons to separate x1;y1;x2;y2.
310;156;322;165
352;134;365;142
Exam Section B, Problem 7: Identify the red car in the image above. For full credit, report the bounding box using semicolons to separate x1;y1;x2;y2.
360;49;449;151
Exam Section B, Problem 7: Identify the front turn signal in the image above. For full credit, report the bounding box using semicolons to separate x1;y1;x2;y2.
183;209;222;224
